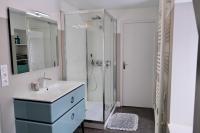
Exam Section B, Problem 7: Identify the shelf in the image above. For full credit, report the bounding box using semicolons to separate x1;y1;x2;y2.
17;59;28;62
15;44;27;46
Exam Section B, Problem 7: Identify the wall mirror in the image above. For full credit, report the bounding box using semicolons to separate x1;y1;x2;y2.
8;8;59;74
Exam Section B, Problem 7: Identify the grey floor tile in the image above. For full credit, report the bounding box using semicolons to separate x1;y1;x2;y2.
75;106;155;133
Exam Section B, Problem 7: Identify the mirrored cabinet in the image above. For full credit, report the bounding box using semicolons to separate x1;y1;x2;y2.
8;8;59;74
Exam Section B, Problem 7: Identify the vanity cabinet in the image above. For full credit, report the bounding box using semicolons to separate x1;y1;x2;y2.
14;85;85;133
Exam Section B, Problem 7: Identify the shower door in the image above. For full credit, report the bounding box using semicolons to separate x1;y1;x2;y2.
104;12;115;120
86;13;104;122
65;11;105;122
64;10;117;123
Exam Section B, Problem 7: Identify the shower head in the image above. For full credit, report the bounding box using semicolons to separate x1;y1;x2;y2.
91;15;101;20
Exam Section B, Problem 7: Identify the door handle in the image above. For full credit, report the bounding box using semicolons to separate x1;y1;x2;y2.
123;61;128;70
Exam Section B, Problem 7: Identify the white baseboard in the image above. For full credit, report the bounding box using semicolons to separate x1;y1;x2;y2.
168;123;193;133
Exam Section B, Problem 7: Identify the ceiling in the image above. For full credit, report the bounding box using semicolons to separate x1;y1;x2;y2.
65;0;159;10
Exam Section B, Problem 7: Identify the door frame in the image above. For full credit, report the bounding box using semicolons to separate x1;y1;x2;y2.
119;19;156;106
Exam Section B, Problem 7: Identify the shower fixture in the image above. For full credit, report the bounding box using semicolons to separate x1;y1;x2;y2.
91;15;101;20
89;53;103;67
90;54;95;66
99;25;103;30
105;60;111;67
96;60;103;66
88;53;98;91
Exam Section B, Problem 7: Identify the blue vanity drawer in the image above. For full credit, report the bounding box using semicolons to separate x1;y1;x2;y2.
15;99;85;133
14;85;85;123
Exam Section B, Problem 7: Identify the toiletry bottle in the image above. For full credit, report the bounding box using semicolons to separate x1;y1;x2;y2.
15;35;21;44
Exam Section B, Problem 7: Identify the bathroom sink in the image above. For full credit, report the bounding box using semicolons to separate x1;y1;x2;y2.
14;81;85;102
36;81;79;93
36;83;61;94
36;87;50;94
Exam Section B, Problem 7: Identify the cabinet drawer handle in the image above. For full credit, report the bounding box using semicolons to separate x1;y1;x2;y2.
71;96;74;103
71;113;75;120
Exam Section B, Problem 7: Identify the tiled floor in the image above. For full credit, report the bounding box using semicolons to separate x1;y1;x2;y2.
75;106;155;133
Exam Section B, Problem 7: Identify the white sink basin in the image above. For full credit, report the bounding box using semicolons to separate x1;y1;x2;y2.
36;87;50;94
36;81;80;93
14;81;85;102
36;83;61;94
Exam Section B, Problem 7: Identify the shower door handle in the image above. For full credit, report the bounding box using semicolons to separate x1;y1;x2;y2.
123;61;128;70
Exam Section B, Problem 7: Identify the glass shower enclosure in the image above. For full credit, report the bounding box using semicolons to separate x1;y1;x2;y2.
64;9;117;123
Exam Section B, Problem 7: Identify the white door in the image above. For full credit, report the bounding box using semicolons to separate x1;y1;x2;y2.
122;21;156;108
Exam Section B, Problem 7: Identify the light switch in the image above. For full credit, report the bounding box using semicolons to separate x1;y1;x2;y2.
0;64;9;87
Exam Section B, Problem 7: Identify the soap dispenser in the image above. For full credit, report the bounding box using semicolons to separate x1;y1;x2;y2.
15;35;21;44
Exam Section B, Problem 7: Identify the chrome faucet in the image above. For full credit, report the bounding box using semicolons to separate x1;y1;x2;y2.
38;72;52;88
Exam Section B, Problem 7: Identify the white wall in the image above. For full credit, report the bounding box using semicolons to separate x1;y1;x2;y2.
60;0;77;13
0;0;75;133
108;7;158;103
108;7;158;33
175;0;192;3
169;2;198;133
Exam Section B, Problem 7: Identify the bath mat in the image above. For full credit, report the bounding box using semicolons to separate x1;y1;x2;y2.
107;113;139;131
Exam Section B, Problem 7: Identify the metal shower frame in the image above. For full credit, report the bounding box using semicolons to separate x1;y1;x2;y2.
64;9;117;123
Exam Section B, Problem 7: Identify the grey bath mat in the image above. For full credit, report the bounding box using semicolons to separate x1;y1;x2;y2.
107;113;139;131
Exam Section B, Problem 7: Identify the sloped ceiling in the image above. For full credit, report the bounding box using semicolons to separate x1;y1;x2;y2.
65;0;159;10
